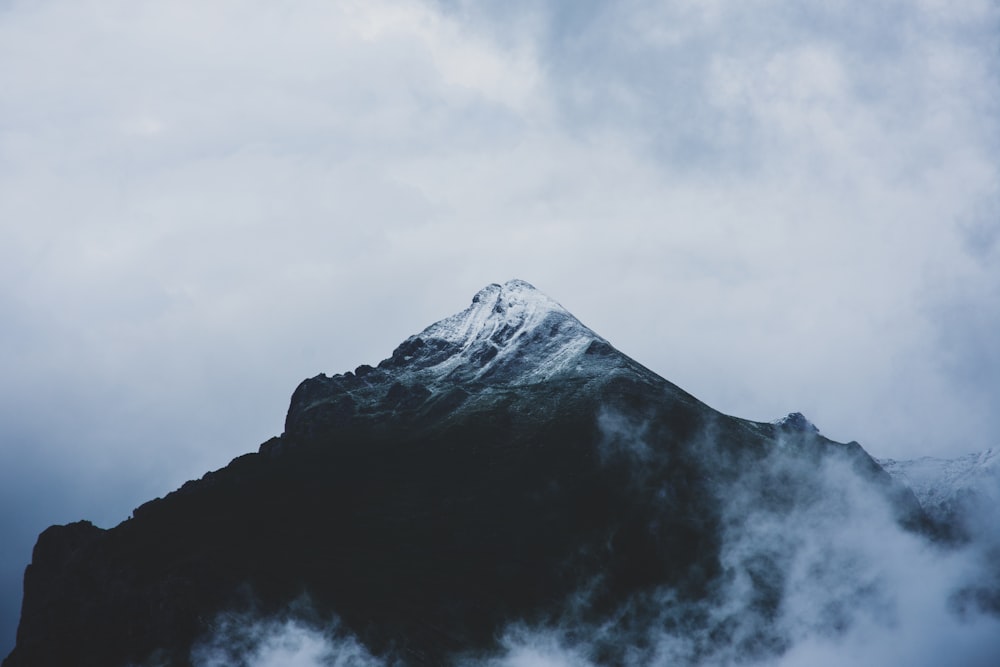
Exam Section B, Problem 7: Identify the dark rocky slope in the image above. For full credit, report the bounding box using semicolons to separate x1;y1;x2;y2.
3;280;925;666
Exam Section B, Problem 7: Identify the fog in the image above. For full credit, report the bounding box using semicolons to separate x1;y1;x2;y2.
189;614;381;667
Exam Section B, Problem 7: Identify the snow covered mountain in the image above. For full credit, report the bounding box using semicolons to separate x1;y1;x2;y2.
879;448;1000;535
4;280;956;667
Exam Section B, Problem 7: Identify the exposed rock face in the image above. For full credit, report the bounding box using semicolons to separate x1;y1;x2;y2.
4;280;925;667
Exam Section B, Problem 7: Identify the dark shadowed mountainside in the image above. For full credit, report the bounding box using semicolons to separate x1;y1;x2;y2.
3;280;930;667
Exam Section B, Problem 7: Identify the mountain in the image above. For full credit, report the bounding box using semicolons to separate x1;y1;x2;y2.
879;448;1000;622
879;448;1000;539
3;280;929;667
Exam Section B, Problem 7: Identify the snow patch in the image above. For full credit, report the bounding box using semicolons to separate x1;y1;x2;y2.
402;279;608;385
878;448;999;515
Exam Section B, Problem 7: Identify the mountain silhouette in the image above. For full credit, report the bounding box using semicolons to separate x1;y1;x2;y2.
3;280;927;667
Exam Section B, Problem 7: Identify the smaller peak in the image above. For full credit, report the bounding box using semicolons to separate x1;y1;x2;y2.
774;412;820;434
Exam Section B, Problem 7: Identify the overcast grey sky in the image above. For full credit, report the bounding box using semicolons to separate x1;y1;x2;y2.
1;0;998;656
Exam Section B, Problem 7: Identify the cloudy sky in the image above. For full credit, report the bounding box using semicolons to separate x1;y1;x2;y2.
1;0;998;656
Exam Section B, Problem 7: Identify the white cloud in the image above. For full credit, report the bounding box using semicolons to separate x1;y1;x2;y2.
189;613;382;667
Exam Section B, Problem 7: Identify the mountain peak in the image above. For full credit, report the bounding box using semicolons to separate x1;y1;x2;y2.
467;279;560;319
283;280;632;440
774;412;820;434
420;279;577;344
390;279;607;386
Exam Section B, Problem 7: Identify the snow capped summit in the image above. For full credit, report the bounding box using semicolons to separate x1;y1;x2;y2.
419;279;578;347
283;279;659;440
384;279;611;386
